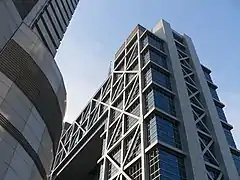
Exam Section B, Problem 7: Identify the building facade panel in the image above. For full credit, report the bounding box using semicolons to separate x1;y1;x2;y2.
0;1;21;51
0;0;79;179
42;11;61;48
50;0;67;32
46;5;64;40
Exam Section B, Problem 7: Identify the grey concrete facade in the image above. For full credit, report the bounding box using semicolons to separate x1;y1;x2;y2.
51;19;240;180
0;0;79;179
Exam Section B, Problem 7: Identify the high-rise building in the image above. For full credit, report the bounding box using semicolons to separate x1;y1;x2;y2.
0;0;79;180
51;19;240;180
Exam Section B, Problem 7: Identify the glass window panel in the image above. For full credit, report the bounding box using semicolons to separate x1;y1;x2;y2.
232;153;240;176
148;36;164;52
154;89;175;116
204;71;213;82
209;86;219;101
145;89;154;113
152;67;171;89
143;67;152;87
148;148;186;180
215;105;227;122
223;128;236;148
149;50;167;69
147;115;181;149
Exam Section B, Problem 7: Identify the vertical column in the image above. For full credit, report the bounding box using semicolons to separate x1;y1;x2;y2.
137;30;148;180
184;35;239;180
156;20;208;180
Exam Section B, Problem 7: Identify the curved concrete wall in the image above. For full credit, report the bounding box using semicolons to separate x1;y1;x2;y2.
0;1;67;180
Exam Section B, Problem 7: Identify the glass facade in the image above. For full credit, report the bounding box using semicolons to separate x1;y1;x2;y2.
152;67;171;90
142;35;164;52
215;105;227;122
232;153;240;176
202;69;213;83
12;0;38;19
223;127;236;148
209;85;219;101
154;88;175;116
143;50;167;69
145;87;175;116
147;115;181;149
148;148;186;180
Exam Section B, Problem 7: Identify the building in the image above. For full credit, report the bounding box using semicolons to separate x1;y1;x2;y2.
51;19;240;180
0;0;79;179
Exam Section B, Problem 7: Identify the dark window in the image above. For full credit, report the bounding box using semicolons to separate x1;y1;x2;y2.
12;0;38;19
206;166;221;180
126;160;142;180
223;127;236;148
144;88;175;116
142;35;164;52
145;89;154;113
148;148;186;180
216;105;227;122
154;89;175;116
143;50;150;66
203;71;213;83
143;67;152;87
175;41;186;52
147;115;181;149
232;153;240;175
142;50;167;69
209;85;219;101
150;50;167;69
173;32;184;44
152;67;171;89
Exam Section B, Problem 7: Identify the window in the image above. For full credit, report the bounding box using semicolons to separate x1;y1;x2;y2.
145;89;154;113
142;35;164;52
223;127;236;148
152;67;171;89
206;166;221;180
143;67;152;87
145;88;175;116
142;50;167;69
232;153;240;175
173;32;184;44
147;115;181;149
209;85;219;101
215;105;227;122
148;148;186;180
12;0;38;19
148;36;164;52
175;41;186;52
150;50;167;69
126;160;142;180
203;71;213;83
154;89;176;116
127;99;140;117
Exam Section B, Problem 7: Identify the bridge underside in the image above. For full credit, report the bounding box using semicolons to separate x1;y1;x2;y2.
54;127;103;180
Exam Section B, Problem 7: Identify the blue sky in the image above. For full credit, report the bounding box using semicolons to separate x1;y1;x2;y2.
55;0;240;146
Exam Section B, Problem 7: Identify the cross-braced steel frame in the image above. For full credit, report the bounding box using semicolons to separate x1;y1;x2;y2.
50;26;149;180
176;43;224;179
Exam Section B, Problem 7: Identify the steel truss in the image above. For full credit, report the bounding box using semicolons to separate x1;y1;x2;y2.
176;41;224;180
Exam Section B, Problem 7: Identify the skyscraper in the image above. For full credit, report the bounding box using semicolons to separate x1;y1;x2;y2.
51;19;240;180
0;0;79;180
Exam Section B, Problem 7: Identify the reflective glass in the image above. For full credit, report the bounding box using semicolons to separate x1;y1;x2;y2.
147;115;181;149
154;89;175;116
152;67;171;89
232;153;240;175
215;105;227;122
223;128;236;148
148;148;186;180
